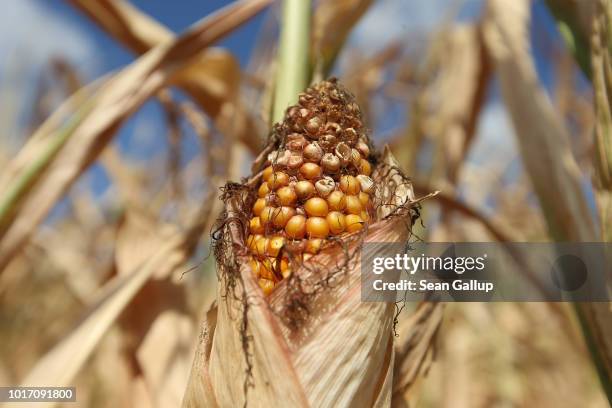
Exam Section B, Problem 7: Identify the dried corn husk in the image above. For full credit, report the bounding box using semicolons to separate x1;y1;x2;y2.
183;81;435;407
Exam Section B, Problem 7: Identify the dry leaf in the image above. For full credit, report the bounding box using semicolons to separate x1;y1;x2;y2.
312;0;374;78
483;0;596;241
69;0;263;154
0;0;271;272
485;0;612;397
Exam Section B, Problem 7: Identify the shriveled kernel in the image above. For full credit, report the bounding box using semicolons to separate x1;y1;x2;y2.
306;217;330;238
350;148;362;167
304;197;329;217
356;175;375;194
305;238;324;254
299;162;322;180
305;116;322;136
340;175;360;195
359;159;372;176
320;134;337;150
303;142;324;162
321;153;341;173
335;142;351;165
326;211;346;235
295;180;315;200
327;190;346;211
287;152;304;169
299;108;310;119
272;206;296;228
258;278;275;296
262;166;274;182
258;183;270;197
268;171;289;189
345;195;363;214
270;150;289;166
267;236;285;257
356;140;370;157
252;198;266;216
345;127;358;144
286;134;307;151
315;177;335;197
345;214;364;233
249;217;264;234
260;206;276;225
358;191;370;206
285;215;307;239
277;186;297;206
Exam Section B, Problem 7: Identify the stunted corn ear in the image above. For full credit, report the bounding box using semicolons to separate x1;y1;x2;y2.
246;79;375;295
182;79;431;408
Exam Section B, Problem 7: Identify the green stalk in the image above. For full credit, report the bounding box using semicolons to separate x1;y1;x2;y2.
544;0;593;79
272;0;311;123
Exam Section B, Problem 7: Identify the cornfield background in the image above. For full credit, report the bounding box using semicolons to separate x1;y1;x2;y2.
0;0;610;407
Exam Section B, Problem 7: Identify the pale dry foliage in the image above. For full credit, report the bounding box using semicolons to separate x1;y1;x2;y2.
0;0;609;407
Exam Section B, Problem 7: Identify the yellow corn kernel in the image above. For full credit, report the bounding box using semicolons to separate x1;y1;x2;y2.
345;214;364;233
340;175;360;195
258;182;270;198
262;166;274;182
277;186;297;206
295;180;315;200
358;191;369;207
258;278;275;296
304;197;329;217
306;217;329;238
255;237;269;257
247;234;262;252
267;236;285;257
252;198;266;216
285;214;307;239
327;190;347;211
299;162;322;180
305;238;324;254
359;159;372;176
326;211;346;235
345;195;363;215
268;171;290;190
260;206;276;225
272;206;296;228
249;217;264;234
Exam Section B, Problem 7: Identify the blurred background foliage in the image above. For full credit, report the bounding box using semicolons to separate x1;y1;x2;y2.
0;0;610;407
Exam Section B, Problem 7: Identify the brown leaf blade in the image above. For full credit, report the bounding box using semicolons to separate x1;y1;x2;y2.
0;0;271;272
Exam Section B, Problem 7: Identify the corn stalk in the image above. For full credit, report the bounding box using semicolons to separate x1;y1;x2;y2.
485;0;612;402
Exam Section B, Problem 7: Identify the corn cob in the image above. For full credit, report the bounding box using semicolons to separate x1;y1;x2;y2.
246;79;375;295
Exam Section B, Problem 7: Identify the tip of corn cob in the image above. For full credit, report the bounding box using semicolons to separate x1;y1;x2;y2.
247;79;375;295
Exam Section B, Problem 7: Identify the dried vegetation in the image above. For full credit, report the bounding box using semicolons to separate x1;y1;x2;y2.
0;0;610;407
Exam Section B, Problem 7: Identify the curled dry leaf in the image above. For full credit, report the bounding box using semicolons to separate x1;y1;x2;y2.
183;80;436;407
68;0;262;154
0;0;271;273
